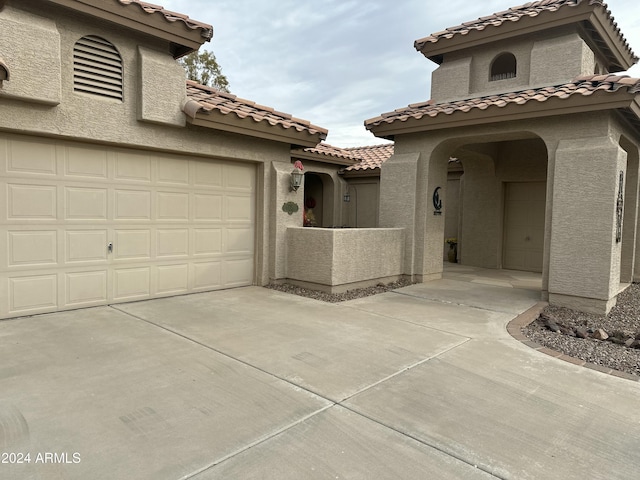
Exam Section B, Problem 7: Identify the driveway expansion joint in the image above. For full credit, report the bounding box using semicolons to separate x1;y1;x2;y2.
338;403;509;480
110;304;489;477
390;289;522;315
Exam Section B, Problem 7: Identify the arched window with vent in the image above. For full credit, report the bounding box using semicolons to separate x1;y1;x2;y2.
490;52;517;81
73;36;123;101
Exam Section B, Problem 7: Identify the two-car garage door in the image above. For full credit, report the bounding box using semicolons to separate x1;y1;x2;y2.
0;133;255;319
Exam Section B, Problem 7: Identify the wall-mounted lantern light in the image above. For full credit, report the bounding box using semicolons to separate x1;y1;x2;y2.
343;192;350;202
290;160;304;192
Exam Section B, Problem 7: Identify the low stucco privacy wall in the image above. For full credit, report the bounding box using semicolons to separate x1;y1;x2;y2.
286;228;405;292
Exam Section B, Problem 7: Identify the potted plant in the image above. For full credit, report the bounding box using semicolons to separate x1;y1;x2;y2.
445;237;457;263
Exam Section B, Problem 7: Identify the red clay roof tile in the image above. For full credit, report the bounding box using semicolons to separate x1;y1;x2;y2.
343;144;395;172
184;80;328;138
117;0;213;39
292;143;394;172
365;75;640;129
298;143;363;161
414;0;636;64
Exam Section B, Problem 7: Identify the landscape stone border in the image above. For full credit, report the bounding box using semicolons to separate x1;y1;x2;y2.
507;302;639;382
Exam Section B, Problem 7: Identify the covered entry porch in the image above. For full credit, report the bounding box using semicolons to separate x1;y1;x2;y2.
372;112;640;315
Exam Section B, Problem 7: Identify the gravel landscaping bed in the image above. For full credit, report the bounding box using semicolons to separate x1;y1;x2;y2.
523;283;640;378
266;278;415;303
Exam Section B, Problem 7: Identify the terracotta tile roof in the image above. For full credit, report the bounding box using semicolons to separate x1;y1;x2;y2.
414;0;636;65
292;143;394;171
343;144;395;171
184;80;328;139
297;143;363;162
366;75;640;129
117;0;213;40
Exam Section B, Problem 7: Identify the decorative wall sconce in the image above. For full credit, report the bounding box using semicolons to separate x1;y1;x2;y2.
290;160;304;192
343;191;350;202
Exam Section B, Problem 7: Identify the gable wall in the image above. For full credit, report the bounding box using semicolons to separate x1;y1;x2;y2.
430;26;599;104
0;1;288;164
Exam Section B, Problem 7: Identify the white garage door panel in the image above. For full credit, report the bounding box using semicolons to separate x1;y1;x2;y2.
8;230;57;266
0;134;256;319
8;184;57;219
66;230;109;263
157;264;189;294
66;270;108;305
9;274;58;312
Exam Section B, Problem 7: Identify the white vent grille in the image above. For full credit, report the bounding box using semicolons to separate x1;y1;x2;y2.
73;36;123;101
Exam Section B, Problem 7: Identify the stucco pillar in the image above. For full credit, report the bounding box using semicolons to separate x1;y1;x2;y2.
420;151;449;280
269;161;304;281
548;137;627;314
621;143;639;283
379;153;421;278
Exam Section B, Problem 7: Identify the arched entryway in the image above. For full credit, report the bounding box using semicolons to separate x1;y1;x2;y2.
619;136;640;284
436;135;549;274
303;172;335;227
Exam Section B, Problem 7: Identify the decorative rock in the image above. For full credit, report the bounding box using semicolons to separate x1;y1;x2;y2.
624;338;635;348
592;329;609;341
547;322;560;333
542;315;561;333
575;327;589;339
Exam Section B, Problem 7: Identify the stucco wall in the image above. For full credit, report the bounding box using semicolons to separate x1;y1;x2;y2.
548;136;627;313
0;5;61;105
0;2;289;162
286;228;405;290
430;27;597;104
0;1;308;289
382;111;639;313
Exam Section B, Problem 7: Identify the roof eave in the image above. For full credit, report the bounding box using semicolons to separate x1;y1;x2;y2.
45;0;211;58
187;111;326;148
417;5;595;63
290;150;359;166
416;2;636;71
367;91;638;138
340;168;381;178
588;8;637;71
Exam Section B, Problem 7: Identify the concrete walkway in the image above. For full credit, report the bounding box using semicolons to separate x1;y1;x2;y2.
1;266;638;479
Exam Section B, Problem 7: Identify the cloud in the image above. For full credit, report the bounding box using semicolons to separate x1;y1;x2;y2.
163;0;640;146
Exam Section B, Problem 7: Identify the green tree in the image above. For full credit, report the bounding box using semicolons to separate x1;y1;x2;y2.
179;50;230;92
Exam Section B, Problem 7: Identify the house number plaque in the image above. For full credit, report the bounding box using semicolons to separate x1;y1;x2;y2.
616;171;624;243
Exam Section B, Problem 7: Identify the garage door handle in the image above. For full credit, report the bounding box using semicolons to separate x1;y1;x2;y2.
525;236;531;242
107;242;113;253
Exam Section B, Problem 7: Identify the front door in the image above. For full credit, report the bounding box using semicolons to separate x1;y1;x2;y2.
503;182;545;272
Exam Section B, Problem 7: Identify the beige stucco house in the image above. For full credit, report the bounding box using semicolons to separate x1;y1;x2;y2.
365;0;640;314
2;0;639;317
0;0;336;319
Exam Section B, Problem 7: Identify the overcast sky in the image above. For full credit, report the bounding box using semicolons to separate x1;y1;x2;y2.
160;0;640;147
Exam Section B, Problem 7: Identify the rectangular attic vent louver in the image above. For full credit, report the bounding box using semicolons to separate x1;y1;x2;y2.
73;36;123;101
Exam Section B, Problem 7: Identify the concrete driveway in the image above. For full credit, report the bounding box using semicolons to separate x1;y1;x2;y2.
1;266;639;479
